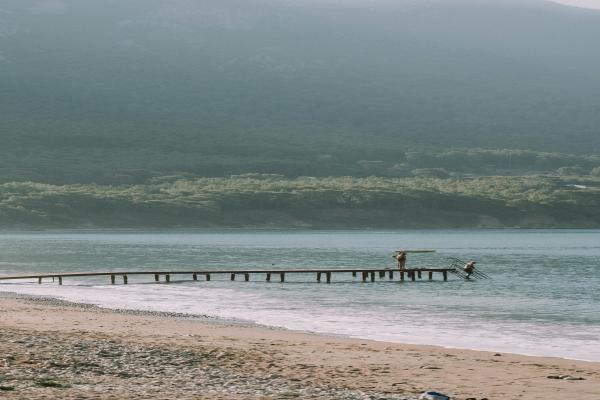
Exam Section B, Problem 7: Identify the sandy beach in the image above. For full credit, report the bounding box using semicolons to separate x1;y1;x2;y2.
0;293;598;400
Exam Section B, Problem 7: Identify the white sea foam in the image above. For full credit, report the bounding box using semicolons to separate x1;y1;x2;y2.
3;278;600;362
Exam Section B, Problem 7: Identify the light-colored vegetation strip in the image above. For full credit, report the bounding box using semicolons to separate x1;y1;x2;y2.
0;175;597;227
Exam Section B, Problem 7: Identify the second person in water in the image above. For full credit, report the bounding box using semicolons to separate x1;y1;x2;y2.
463;261;476;278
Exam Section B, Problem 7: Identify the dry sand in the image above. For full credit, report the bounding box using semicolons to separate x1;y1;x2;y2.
0;293;598;400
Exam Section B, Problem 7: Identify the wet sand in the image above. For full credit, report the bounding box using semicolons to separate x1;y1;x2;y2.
0;293;598;400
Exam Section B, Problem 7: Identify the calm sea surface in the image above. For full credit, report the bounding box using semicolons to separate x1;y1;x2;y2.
1;229;599;361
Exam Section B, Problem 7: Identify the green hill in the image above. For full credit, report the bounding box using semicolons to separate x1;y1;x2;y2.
2;1;600;227
1;0;600;183
2;175;599;228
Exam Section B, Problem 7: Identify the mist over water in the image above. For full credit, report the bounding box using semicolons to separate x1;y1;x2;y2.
549;0;600;10
1;229;599;361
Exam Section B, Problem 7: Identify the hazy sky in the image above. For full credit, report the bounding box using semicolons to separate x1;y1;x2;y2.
550;0;600;9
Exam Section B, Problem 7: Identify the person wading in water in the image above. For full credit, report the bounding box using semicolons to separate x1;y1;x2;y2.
463;261;476;279
394;251;407;270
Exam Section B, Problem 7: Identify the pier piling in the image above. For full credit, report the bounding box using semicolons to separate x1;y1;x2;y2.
1;268;457;286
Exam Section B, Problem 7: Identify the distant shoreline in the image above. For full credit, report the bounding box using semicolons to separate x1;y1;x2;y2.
2;226;600;232
2;220;600;229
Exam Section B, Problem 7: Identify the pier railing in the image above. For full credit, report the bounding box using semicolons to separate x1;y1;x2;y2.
0;268;453;285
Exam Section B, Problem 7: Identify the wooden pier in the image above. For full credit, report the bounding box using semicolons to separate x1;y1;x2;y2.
0;268;453;285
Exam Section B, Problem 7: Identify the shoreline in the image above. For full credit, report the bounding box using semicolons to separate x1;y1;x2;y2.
1;292;599;399
2;288;599;363
0;288;600;363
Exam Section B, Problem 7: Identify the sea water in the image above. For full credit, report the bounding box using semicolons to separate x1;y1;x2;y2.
1;229;599;361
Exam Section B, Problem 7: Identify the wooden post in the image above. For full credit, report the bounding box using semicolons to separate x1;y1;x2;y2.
245;273;250;282
428;271;433;280
379;270;385;279
400;271;405;281
231;273;236;281
362;271;368;282
280;272;285;282
193;273;198;281
317;272;322;282
123;275;128;285
205;273;211;281
326;271;331;284
154;274;159;282
417;270;422;279
388;270;393;280
370;271;375;282
38;277;42;284
110;274;115;285
352;271;357;278
58;276;62;285
443;271;448;281
411;271;416;281
166;274;170;283
266;272;271;282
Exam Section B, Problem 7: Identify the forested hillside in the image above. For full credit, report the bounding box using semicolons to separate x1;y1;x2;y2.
1;0;600;184
1;0;600;227
2;175;599;228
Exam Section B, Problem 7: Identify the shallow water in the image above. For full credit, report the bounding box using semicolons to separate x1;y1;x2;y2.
1;229;599;361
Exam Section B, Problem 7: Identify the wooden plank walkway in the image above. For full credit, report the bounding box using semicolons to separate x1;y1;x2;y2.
0;268;453;285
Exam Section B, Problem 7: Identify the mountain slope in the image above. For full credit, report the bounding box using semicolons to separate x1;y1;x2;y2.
1;0;600;182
